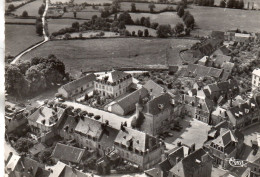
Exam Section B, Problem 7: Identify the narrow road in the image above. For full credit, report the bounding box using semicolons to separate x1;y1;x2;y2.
11;0;49;64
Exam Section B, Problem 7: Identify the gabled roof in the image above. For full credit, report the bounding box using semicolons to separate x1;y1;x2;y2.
145;168;163;177
159;159;172;173
169;148;209;177
185;64;223;78
97;70;132;83
213;54;231;67
253;68;260;76
114;127;157;152
143;93;172;115
60;73;96;93
168;146;184;166
143;80;165;97
114;87;149;114
212;129;237;147
207;83;220;92
52;143;85;163
99;125;119;149
74;118;103;138
27;106;65;127
58;115;78;134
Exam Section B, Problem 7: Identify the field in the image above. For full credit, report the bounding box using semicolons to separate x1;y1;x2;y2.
213;0;260;9
50;0;112;4
125;25;157;36
19;38;199;76
47;18;88;34
120;2;177;12
129;12;182;27
5;24;43;56
5;16;36;24
12;0;44;17
189;5;260;33
5;0;30;10
62;11;101;19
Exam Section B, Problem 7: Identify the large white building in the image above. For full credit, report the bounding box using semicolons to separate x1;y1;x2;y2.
252;68;260;91
94;70;133;98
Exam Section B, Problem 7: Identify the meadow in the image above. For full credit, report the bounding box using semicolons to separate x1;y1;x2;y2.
120;2;177;12
189;5;260;33
19;38;199;76
129;12;182;27
62;11;101;19
50;0;112;4
12;0;44;17
5;24;43;57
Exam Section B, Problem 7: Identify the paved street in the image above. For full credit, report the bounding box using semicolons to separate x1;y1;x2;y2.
165;117;211;149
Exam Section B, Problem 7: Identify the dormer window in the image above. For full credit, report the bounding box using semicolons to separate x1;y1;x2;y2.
158;104;164;110
235;113;239;117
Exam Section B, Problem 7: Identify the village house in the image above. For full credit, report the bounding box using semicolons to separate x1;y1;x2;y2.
243;158;260;177
193;81;204;91
58;73;96;99
108;87;149;116
114;126;164;170
137;93;174;136
57;114;78;140
52;143;87;165
203;127;244;168
234;33;252;43
252;68;260;92
94;70;133;98
5;107;28;134
226;96;260;129
27;105;66;135
5;152;50;177
168;148;212;177
143;80;166;98
224;31;236;41
211;106;228;125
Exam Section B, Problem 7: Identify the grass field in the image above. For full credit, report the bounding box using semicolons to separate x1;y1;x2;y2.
129;12;182;27
62;11;101;19
5;24;43;56
19;38;199;76
189;5;260;33
12;0;44;17
5;16;36;24
120;2;177;12
50;0;112;4
5;0;30;10
47;18;88;34
213;0;260;9
125;25;157;36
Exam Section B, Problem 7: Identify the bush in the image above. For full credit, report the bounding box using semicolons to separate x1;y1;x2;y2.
8;4;15;11
22;10;28;17
94;115;101;120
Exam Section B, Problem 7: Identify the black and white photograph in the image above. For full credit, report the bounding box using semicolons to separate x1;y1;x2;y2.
3;0;260;176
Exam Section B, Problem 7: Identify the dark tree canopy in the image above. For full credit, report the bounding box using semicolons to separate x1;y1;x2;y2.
157;25;172;38
38;4;45;16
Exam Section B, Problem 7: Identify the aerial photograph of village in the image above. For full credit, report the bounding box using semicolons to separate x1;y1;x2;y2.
3;0;260;176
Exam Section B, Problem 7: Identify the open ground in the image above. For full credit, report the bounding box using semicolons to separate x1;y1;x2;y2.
19;38;199;77
12;0;44;17
120;2;177;12
5;24;43;56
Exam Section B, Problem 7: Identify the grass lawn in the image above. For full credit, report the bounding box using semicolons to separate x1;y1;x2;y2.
50;0;112;4
5;0;30;10
125;25;157;36
5;16;36;24
189;5;260;33
5;24;43;57
120;2;177;12
47;18;88;34
129;12;182;27
12;0;44;17
19;38;198;77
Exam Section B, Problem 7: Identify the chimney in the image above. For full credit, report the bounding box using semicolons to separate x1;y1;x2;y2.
120;122;125;131
177;141;182;147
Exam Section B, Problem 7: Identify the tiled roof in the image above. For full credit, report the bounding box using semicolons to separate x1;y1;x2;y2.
143;93;172;115
207;83;220;92
99;125;119;150
213;54;231;66
52;143;85;163
115;87;149;114
29;143;46;155
211;31;224;40
212;129;237;147
185;64;223;78
74;118;103;138
60;73;96;93
143;80;165;98
97;70;131;83
144;168;163;177
27;106;65;126
169;148;208;177
253;68;260;76
58;115;78;134
114;127;157;152
168;146;184;166
159;159;172;173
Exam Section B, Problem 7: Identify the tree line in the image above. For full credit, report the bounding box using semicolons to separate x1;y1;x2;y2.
5;55;67;97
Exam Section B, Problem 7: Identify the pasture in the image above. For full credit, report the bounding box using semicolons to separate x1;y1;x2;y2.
213;0;260;9
5;0;30;10
50;0;112;5
125;25;157;36
12;0;44;17
47;18;88;34
120;2;177;12
5;24;43;57
5;16;36;24
189;5;260;33
19;38;199;76
62;11;101;19
129;12;182;27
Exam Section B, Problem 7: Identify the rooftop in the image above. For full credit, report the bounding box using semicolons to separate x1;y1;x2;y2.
253;68;260;77
97;70;132;83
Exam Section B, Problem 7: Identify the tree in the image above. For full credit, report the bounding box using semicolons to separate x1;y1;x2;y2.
131;2;136;12
185;27;191;35
156;24;172;38
177;6;185;17
118;12;133;25
227;0;235;8
143;17;151;27
64;33;71;40
184;14;195;29
238;0;244;8
8;4;15;11
138;30;143;37
111;0;120;13
38;148;52;163
209;0;214;6
22;10;28;17
220;0;226;7
174;22;184;35
72;21;80;31
148;3;156;13
144;29;149;37
63;6;67;12
73;11;77;18
15;138;34;152
36;23;43;36
132;31;136;36
182;11;190;21
118;21;125;29
151;22;159;29
140;17;146;26
38;4;45;16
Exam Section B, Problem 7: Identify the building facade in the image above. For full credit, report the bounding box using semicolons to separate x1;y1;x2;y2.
252;69;260;92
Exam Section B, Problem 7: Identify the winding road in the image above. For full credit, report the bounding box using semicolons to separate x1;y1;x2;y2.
11;0;49;64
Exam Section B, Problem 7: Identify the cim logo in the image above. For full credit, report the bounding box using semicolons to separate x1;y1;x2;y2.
226;157;248;167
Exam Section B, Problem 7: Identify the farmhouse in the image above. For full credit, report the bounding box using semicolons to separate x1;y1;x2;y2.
94;70;133;98
114;126;164;170
27;106;66;134
58;73;96;99
109;87;149;116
